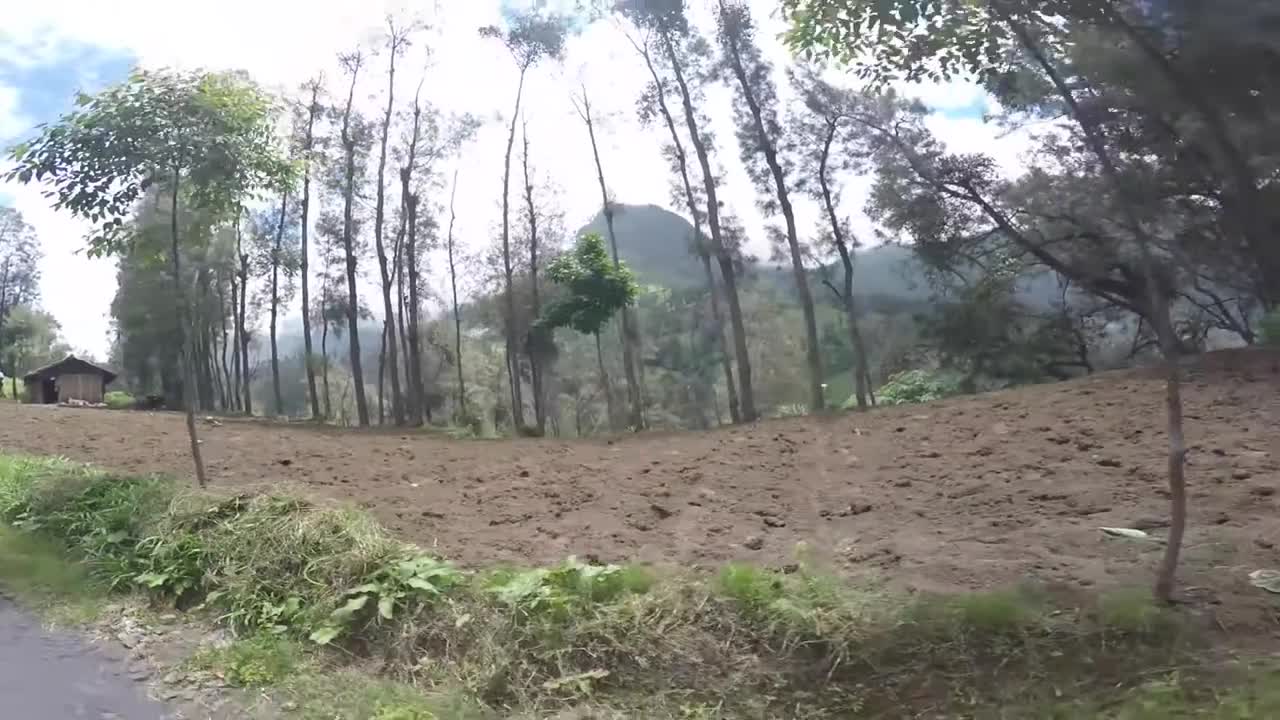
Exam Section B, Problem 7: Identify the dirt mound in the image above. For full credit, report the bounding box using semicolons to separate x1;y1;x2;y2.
2;351;1276;618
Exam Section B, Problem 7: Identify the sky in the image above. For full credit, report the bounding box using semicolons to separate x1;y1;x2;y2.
0;0;1031;360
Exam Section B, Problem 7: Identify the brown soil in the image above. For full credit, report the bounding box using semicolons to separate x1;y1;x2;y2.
2;350;1277;624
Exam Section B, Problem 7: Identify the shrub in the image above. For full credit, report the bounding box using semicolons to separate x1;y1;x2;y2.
104;391;136;409
1261;309;1280;347
867;369;963;407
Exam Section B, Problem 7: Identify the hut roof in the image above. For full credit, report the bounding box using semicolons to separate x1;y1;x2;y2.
23;355;118;384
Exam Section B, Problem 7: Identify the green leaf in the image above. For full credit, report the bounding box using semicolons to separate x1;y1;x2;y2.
330;594;370;621
308;625;342;645
134;572;169;588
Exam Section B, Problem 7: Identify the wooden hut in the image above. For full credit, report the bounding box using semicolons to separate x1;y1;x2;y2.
23;355;117;405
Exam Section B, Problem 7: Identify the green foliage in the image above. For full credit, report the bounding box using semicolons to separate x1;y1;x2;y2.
104;391;136;409
486;557;652;620
866;369;962;406
540;233;639;336
782;0;1009;85
309;554;465;645
6;68;294;257
1261;309;1280;346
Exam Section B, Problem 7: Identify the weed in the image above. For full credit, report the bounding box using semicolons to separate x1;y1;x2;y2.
192;634;301;687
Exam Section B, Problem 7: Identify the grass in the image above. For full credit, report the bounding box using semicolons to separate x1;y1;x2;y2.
0;452;1275;718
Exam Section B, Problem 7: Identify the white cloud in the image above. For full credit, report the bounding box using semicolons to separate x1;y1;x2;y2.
0;84;25;139
1;0;1017;358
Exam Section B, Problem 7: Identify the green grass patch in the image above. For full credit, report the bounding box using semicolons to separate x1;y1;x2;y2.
0;451;1267;718
190;633;302;687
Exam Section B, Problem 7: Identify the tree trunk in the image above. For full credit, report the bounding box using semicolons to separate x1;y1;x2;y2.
817;119;869;409
230;269;242;413
999;5;1187;601
633;38;741;424
520;121;546;433
270;191;286;416
500;68;530;431
447;171;467;419
594;331;616;432
719;4;824;411
300;84;322;421
236;211;252;416
321;304;331;420
373;36;404;427
168;173;208;487
661;29;757;421
339;63;370;426
216;272;232;411
400;84;428;428
578;88;645;431
405;194;427;426
377;324;387;424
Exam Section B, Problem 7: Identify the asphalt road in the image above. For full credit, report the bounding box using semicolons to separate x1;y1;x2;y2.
0;596;170;719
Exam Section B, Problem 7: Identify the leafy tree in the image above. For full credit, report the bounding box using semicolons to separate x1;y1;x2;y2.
716;0;824;412
0;206;41;364
540;233;639;429
1;305;71;399
783;0;1209;601
8;68;293;486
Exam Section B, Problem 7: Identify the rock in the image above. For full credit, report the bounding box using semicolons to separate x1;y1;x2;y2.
1256;539;1276;550
1251;486;1276;497
743;536;764;551
649;503;673;519
763;516;786;528
1232;469;1253;480
281;701;299;712
1094;456;1122;468
116;632;143;649
162;671;183;685
1132;517;1170;531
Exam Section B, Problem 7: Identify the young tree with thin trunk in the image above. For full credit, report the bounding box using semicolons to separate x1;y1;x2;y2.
717;0;824;412
372;19;416;427
539;232;638;431
336;50;371;427
519;119;548;433
296;77;325;420
480;11;568;433
621;0;758;421
445;170;467;419
621;18;741;424
9;69;293;487
572;86;646;431
790;67;872;408
235;208;253;415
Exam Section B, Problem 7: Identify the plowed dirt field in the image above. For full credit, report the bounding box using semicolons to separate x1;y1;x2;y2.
3;350;1277;625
